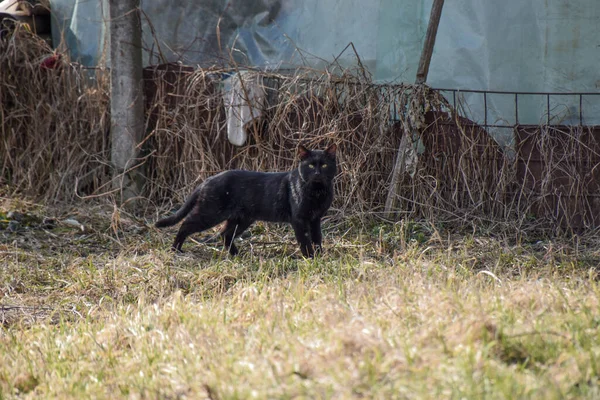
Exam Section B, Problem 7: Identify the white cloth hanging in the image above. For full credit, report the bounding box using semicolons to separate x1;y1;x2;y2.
222;71;266;146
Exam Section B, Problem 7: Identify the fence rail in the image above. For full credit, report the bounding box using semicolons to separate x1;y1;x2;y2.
431;88;600;128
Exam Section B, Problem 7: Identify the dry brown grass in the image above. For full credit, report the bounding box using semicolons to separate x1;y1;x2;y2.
0;22;111;203
2;22;600;235
143;65;406;217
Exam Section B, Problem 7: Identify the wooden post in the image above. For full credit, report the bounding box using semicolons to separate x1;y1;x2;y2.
416;0;445;84
385;0;445;218
109;0;145;203
384;132;412;218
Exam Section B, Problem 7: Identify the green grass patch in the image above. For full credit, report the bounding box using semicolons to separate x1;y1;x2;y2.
1;201;600;398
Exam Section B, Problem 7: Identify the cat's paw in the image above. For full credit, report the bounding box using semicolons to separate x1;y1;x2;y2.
313;245;323;256
227;245;239;256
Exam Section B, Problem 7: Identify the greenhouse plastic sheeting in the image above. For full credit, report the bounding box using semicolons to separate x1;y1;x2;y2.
50;0;600;126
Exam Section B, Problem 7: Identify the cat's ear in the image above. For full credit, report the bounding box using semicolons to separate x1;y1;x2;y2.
298;144;311;160
325;143;337;157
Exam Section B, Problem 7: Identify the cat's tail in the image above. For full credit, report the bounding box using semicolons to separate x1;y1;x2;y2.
155;190;199;228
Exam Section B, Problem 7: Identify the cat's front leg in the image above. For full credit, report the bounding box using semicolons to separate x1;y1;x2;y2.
292;220;314;258
309;218;322;255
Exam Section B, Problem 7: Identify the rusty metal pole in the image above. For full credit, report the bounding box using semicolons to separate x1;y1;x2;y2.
109;0;145;204
385;0;445;218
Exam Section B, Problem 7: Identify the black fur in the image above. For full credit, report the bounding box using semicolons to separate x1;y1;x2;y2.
155;144;337;257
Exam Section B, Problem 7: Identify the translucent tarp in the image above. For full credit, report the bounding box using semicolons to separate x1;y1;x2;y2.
50;0;600;126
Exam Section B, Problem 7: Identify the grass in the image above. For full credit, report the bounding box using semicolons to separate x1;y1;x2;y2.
1;198;600;399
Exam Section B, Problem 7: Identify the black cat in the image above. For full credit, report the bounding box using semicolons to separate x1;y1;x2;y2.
155;144;337;257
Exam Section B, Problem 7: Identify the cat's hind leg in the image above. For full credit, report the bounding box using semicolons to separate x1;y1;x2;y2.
172;211;224;252
221;218;253;255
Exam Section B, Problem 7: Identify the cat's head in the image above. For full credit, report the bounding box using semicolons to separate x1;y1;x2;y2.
297;144;337;184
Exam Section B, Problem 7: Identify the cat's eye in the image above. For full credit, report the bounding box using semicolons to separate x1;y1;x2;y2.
322;164;327;168
308;164;315;169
